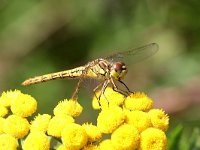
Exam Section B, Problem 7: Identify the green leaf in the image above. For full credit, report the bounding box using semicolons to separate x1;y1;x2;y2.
168;124;183;150
188;128;200;150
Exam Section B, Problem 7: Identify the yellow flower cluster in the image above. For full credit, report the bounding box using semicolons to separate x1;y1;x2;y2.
93;87;169;150
0;90;36;149
0;87;169;150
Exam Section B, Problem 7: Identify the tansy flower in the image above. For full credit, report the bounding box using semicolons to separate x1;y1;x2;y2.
56;144;99;150
140;128;167;150
0;90;21;107
61;123;88;150
99;139;115;150
148;109;169;131
82;123;102;142
47;115;74;137
3;115;30;138
30;114;51;133
23;131;50;150
56;145;68;150
92;87;125;109
82;144;100;150
124;92;153;111
97;106;125;133
10;93;37;117
0;134;18;150
111;124;140;150
125;110;152;132
0;117;5;134
0;105;8;117
54;99;83;117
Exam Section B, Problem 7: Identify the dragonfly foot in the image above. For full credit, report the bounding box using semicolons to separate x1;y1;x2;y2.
97;99;101;107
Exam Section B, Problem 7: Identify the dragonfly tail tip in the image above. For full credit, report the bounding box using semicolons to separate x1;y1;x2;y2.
21;80;29;86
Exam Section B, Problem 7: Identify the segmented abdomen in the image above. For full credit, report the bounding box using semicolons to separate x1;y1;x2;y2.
22;66;85;86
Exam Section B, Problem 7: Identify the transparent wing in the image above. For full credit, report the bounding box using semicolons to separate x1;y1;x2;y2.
105;43;159;64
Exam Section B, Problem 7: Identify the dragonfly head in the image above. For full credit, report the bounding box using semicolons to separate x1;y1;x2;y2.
110;62;127;80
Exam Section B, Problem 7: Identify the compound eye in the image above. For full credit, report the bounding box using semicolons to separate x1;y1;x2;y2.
113;62;126;72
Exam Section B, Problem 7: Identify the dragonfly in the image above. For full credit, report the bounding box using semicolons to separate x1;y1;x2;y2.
22;43;159;103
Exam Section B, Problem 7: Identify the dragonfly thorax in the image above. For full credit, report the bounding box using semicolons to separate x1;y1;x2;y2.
110;62;127;80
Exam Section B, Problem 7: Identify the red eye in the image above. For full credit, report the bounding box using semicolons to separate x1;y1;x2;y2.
113;62;126;71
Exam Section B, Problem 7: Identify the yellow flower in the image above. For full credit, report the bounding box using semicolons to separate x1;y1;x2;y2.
124;92;153;111
57;143;99;150
140;128;167;150
99;139;115;150
61;123;88;150
82;123;102;142
0;105;8;117
30;114;51;133
11;93;37;117
0;117;5;134
47;115;74;137
0;90;21;107
56;145;68;150
148;109;169;131
111;124;140;150
125;110;152;132
24;131;50;150
54;99;83;117
82;144;99;150
3;115;30;138
97;106;125;133
92;87;125;109
0;134;18;150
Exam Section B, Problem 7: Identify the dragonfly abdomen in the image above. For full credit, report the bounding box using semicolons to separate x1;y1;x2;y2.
22;66;85;86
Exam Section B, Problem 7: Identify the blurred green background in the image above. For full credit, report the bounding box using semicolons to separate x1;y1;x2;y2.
0;0;200;148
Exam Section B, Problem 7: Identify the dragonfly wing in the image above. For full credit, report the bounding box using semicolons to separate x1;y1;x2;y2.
105;43;159;64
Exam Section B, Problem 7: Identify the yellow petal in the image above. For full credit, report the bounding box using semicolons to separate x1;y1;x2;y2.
4;115;30;138
111;124;140;150
47;115;74;138
148;109;169;131
61;123;88;150
0;134;18;150
97;106;125;133
54;99;82;117
140;128;167;150
125;110;152;132
124;92;153;111
30;114;51;133
11;93;37;117
24;131;50;150
82;123;102;142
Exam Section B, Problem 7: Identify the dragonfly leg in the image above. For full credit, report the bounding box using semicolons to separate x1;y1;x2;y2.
93;82;104;106
118;80;132;94
71;78;83;100
98;80;109;106
71;67;89;100
110;78;129;96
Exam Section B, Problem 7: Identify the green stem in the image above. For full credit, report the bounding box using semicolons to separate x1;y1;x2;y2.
17;139;23;150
